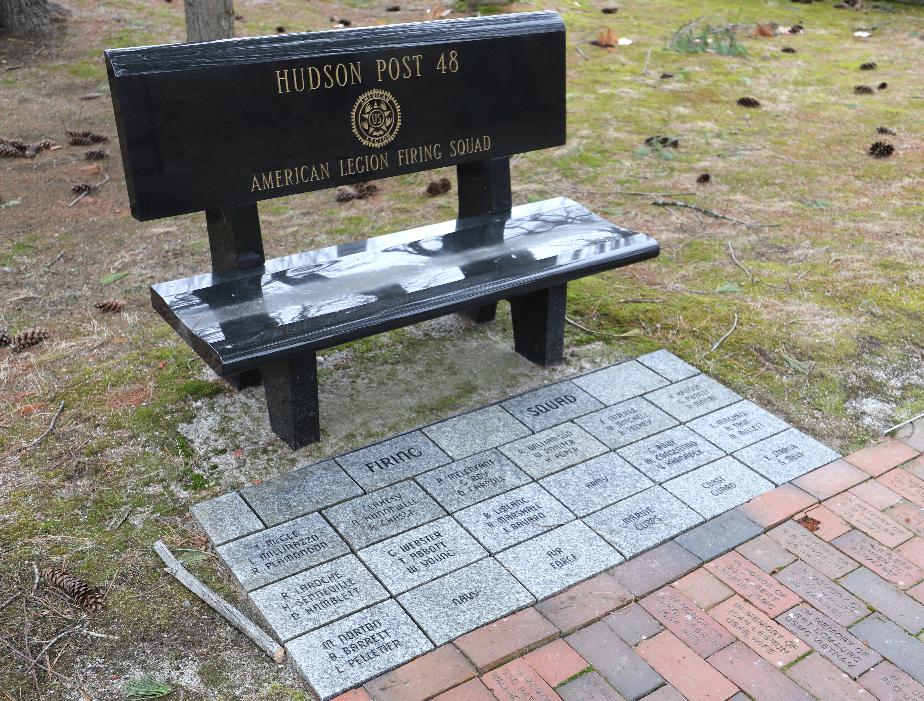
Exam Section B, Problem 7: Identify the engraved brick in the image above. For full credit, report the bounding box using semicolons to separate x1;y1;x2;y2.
687;400;788;453
604;602;664;646
825;493;913;548
540;452;653;517
707;642;812;701
191;492;263;546
832;530;924;589
675;511;763;562
618;426;725;483
424;405;531;460
454;607;558;673
573;360;669;406
850;613;924;684
500;422;608;479
767;520;859;580
483;658;564;701
736;484;817;529
611;541;701;598
774;560;866;626
859;660;924;701
575;396;679;450
792;459;869;501
880;468;924;508
336;431;451;490
364;645;475;701
536;572;632;635
644;375;741;423
432;679;495;701
887;501;924;537
734;429;840;485
557;671;625;701
795;505;850;542
846;440;919;477
567;621;665;700
706;552;800;617
735;535;796;574
672;568;734;609
851;479;902;510
501;380;604;432
840;566;924;634
637;631;738;701
415;449;530;512
523;639;589;687
665;457;773;520
777;605;881;677
709;596;809;667
637;349;699;382
640;587;735;656
785;652;871;700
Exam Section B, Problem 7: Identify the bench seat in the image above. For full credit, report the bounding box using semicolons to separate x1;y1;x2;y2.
152;197;658;377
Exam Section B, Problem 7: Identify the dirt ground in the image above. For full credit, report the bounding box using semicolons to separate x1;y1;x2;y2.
1;0;923;698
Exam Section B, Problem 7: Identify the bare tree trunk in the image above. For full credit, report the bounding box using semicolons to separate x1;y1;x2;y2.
0;0;58;37
184;0;234;42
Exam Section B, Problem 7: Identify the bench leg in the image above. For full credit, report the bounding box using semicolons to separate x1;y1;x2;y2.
263;352;320;448
225;369;262;390
462;303;498;324
509;284;567;366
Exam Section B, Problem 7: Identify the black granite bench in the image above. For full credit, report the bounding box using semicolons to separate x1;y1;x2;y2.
105;11;659;448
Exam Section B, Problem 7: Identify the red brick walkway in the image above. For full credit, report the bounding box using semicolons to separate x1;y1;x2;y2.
335;436;924;701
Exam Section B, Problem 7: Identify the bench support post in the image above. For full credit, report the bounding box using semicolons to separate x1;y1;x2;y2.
206;204;266;389
263;352;320;449
456;157;512;324
509;284;567;366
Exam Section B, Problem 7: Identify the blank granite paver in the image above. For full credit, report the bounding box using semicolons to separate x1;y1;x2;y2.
687;401;789;453
335;431;451;491
358;516;487;595
584;486;703;558
825;493;913;548
734;429;840;485
322;481;445;549
575;397;679;450
767;520;859;580
453;482;574;554
572;360;669;406
637;349;700;382
850;613;924;684
709;596;809;667
501;380;603;431
618;425;725;483
664;457;773;519
240;460;362;527
397;558;534;645
705;552;800;617
286;599;432;701
249;554;388;641
499;422;607;479
644;375;742;423
675;511;763;561
415;449;530;512
423;406;531;460
540;452;653;517
840;567;924;634
640;587;735;657
777;605;881;677
191;492;263;546
832;530;924;589
774;560;867;626
217;512;349;591
859;661;924;701
496;520;623;600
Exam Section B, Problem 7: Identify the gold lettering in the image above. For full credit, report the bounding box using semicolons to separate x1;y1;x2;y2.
322;64;334;89
261;172;274;190
274;170;282;188
308;66;321;90
335;63;348;86
284;168;294;186
375;59;387;83
251;174;262;192
319;162;330;179
299;165;309;183
291;68;305;92
275;69;290;94
349;62;362;85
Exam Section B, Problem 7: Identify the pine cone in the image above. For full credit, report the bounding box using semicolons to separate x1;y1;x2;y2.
438;177;451;194
22;145;38;159
737;97;761;108
335;186;357;202
34;138;57;152
788;24;804;34
876;126;896;135
781;47;797;53
66;130;108;146
95;299;127;313
645;136;680;149
854;85;874;94
425;181;442;196
0;332;11;348
12;327;49;352
84;149;108;161
601;6;619;13
0;142;26;158
860;62;877;70
696;173;712;184
877;82;888;90
41;567;104;612
0;138;27;149
355;182;378;198
869;141;894;158
71;183;98;195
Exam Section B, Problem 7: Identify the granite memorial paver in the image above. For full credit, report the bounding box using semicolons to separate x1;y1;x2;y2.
397;558;534;645
687;401;789;453
415;449;530;512
663;456;773;519
644;375;741;423
575;397;678;450
495;520;623;600
286;599;433;700
777;605;881;677
241;460;362;527
336;431;451;491
734;429;840;485
499;422;608;479
190;492;263;546
584;486;703;558
358;516;487;595
774;560;867;626
453;482;574;553
423;405;531;460
617;425;725;483
540;452;653;517
709;595;809;667
637;350;699;382
322;481;445;549
501;380;603;431
572;360;669;406
249;554;388;641
216;512;349;591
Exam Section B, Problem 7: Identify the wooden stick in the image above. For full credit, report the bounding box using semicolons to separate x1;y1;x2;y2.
710;313;738;352
651;199;780;228
153;540;285;664
20;401;64;453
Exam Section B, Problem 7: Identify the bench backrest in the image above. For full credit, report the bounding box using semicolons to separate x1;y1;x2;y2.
105;12;565;222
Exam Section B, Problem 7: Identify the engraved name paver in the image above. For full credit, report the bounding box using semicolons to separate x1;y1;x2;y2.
501;380;604;431
879;469;924;508
767;520;859;580
777;605;881;677
584;486;703;558
774;560;867;626
637;349;699;382
358;516;487;595
423;405;531;460
415;448;530;512
335;431;451;491
705;551;801;617
572;360;669;406
575;396;678;450
825;493;913;548
250;554;388;641
499;422;607;479
397;557;534;645
495;520;623;600
640;587;735;657
832;530;924;589
286;599;433;701
453;482;574;553
644;375;741;423
485;659;561;701
710;595;809;667
734;428;840;485
217;512;349;591
322;481;445;549
687;400;788;453
617;425;725;483
540;452;653;517
663;456;773;519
